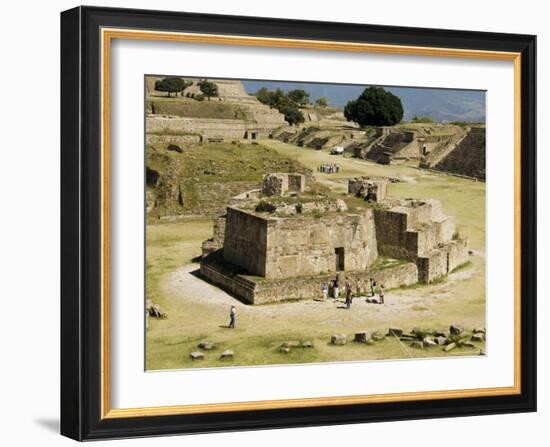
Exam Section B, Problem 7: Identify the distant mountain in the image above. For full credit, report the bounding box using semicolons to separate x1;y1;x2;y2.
241;80;485;123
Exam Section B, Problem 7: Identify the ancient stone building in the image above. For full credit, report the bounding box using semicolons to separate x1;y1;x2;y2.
261;173;305;197
200;173;468;304
222;206;378;280
348;177;388;202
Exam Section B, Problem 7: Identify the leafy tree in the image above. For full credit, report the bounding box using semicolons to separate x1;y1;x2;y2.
255;87;272;105
344;86;403;127
279;104;305;126
154;77;189;97
287;89;310;107
254;87;304;125
198;79;219;100
315;96;328;107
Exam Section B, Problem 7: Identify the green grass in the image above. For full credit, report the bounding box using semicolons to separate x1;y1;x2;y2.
146;142;311;216
146;219;213;306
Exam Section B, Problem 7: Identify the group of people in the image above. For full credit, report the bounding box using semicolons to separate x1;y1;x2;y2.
318;163;340;174
321;277;385;308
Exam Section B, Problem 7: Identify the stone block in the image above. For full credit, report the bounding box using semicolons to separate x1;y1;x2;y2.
190;351;204;360
331;334;347;345
354;332;369;343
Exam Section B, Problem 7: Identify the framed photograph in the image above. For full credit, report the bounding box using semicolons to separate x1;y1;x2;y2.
60;6;536;441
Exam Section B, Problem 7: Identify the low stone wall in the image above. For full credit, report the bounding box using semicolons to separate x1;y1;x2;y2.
199;261;256;304
146;133;202;146
417;238;468;283
255;263;418;304
147;115;249;139
199;254;418;304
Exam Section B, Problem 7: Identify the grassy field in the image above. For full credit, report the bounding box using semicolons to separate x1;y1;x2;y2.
146;140;486;370
147;142;311;216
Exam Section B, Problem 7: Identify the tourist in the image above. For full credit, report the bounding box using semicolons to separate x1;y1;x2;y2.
333;277;340;299
229;305;236;328
370;277;376;297
321;281;329;301
345;277;352;309
379;285;385;305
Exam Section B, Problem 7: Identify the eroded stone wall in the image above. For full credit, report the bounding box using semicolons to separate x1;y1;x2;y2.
200;255;417;304
223;207;268;276
264;210;378;279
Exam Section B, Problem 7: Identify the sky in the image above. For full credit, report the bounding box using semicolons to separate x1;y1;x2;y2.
241;80;486;123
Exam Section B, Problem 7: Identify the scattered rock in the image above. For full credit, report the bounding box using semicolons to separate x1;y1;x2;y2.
444;342;457;352
301;341;314;348
190;351;204;360
146;300;166;318
423;337;437;347
436;336;450;345
434;330;449;337
388;328;403;337
471;333;485;342
167;144;183;153
411;341;424;349
279;346;290;353
462;341;475;348
366;339;375;346
473;327;486;334
450;324;464;335
371;331;385;341
331;334;347;345
198;341;215;351
220;350;234;359
282;340;301;348
354;332;369;343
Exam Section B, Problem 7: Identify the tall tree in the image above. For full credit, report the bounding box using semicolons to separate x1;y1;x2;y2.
287;89;310;107
344;86;403;127
154;77;189;97
198;79;219;100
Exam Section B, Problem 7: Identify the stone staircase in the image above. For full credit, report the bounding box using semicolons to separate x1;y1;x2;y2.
420;127;469;168
434;127;486;180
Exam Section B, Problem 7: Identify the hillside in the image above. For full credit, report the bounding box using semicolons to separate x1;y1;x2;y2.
146;141;312;219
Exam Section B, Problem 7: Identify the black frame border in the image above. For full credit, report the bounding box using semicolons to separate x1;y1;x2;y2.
61;6;536;441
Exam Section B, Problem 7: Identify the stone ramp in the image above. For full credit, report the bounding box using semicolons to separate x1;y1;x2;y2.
434;127;486;180
420;127;468;169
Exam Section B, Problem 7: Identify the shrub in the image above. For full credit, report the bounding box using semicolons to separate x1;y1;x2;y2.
315;96;328;107
255;200;276;213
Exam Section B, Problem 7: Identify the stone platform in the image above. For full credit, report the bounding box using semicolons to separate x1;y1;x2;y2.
199;250;418;305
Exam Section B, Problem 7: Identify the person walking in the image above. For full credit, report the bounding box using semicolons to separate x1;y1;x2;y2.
379;285;385;305
370;277;376;297
321;281;329;301
333;277;340;299
229;305;236;328
345;277;352;309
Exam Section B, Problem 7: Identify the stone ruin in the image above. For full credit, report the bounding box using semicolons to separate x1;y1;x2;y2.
261;173;306;197
199;173;468;304
348;177;388;202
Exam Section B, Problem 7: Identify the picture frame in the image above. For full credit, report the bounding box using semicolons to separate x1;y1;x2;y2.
60;5;537;441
